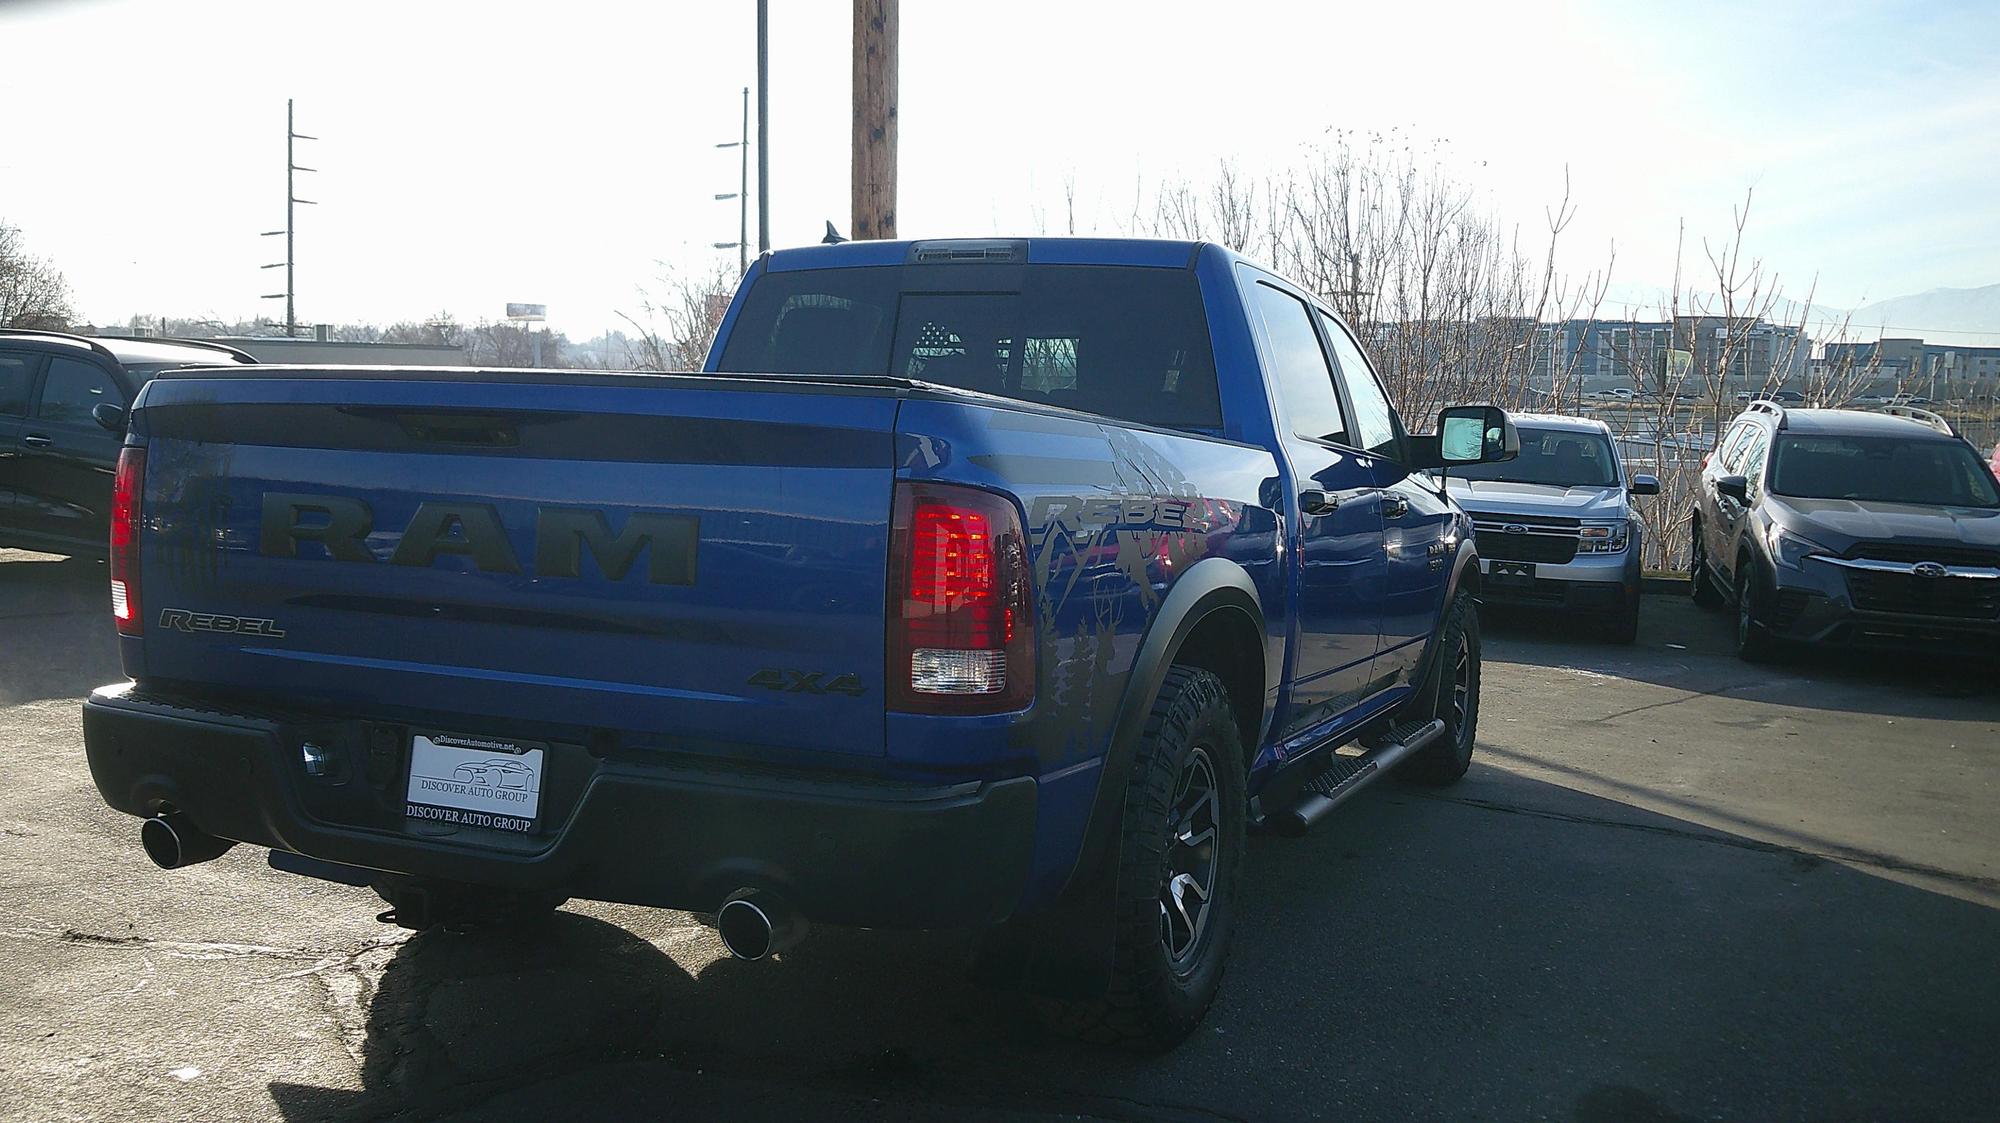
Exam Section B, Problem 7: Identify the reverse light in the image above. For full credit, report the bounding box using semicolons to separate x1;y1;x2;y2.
110;446;145;637
887;482;1035;714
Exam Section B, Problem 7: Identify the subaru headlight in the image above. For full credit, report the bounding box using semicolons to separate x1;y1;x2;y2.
1767;525;1829;570
1577;520;1630;553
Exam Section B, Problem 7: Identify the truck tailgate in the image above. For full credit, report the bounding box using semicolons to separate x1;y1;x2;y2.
132;370;897;758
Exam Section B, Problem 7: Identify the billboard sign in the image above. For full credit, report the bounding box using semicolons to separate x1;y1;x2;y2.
505;303;547;322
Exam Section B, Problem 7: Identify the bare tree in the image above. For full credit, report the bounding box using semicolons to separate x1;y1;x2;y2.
463;321;572;368
1039;141;1885;575
0;221;75;330
618;263;736;372
378;313;466;349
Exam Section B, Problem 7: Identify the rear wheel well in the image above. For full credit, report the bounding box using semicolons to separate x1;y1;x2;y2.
1170;608;1263;764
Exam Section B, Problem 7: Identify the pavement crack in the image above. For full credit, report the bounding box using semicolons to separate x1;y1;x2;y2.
1421;793;2000;893
0;925;412;970
55;928;336;961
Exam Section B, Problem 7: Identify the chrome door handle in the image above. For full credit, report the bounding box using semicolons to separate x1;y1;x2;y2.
1299;489;1339;516
1380;492;1409;519
22;434;52;448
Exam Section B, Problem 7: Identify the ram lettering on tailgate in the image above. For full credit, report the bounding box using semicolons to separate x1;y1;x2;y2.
259;493;698;585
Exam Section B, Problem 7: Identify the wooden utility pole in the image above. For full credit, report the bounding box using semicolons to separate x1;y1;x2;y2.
851;0;897;240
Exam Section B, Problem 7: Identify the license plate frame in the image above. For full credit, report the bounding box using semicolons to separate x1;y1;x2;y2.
1489;560;1538;584
403;731;546;835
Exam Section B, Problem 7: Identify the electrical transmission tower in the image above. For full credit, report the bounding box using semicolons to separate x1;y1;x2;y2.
260;99;317;337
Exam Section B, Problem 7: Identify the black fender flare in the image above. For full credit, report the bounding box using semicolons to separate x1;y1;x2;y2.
973;555;1265;998
1101;555;1268;801
1403;536;1481;707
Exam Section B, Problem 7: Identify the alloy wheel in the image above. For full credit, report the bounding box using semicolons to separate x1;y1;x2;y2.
1450;632;1472;741
1159;746;1221;970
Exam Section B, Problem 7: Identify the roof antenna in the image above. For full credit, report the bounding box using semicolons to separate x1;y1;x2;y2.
822;221;847;245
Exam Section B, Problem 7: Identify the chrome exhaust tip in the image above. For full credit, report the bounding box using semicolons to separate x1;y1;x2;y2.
717;889;806;960
140;812;234;870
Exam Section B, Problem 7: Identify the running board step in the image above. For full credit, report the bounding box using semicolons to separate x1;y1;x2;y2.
1277;717;1447;836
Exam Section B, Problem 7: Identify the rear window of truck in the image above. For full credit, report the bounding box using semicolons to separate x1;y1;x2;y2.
716;265;1222;431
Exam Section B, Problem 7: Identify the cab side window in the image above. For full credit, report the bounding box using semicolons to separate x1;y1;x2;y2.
36;358;120;426
1319;312;1399;458
1248;282;1349;446
0;352;35;417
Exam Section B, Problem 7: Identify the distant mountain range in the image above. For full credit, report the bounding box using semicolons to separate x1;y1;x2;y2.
1845;284;2000;348
1593;282;2000;347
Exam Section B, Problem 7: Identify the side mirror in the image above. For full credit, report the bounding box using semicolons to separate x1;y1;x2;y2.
92;401;128;433
1437;404;1517;465
1629;473;1661;497
1716;475;1749;503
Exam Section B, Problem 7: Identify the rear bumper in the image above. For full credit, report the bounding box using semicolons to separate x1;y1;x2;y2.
82;684;1038;929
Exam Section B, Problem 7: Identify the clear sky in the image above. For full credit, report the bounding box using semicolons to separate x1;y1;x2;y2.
1;0;1995;338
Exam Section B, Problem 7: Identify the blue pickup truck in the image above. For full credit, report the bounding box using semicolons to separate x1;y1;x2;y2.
82;237;1516;1046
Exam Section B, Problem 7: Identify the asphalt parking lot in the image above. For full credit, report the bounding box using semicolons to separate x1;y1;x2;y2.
2;547;1995;1122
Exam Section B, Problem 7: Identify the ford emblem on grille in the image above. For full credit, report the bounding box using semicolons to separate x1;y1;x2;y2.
1503;524;1527;535
1910;561;1948;579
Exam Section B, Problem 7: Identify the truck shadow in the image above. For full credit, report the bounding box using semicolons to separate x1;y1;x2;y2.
267;769;2000;1121
0;551;119;706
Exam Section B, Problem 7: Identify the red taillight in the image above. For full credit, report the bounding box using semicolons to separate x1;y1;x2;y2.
887;481;1035;714
110;446;144;636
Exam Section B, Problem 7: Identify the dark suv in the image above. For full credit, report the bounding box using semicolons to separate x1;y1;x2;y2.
0;330;254;557
1690;401;2000;660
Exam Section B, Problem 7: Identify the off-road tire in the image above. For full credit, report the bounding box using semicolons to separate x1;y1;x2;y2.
371;875;568;932
1398;590;1481;786
1054;665;1245;1050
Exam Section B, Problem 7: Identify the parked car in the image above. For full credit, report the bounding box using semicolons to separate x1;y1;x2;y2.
1689;400;2000;660
1764;390;1805;404
80;236;1519;1047
0;330;255;557
1442;414;1657;643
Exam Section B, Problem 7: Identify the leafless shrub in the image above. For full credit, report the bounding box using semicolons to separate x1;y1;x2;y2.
0;221;75;330
619;263;737;372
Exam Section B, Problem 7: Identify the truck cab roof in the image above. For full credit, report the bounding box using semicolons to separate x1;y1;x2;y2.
764;237;1208;273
